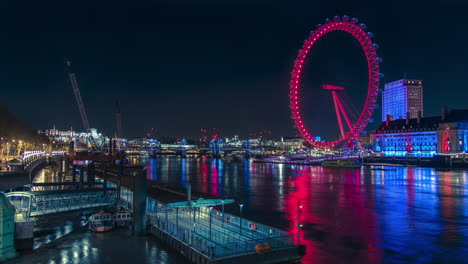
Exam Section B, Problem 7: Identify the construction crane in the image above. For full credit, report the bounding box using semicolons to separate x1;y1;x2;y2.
115;100;123;138
66;60;99;149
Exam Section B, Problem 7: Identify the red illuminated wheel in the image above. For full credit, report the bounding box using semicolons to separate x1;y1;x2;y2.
290;16;382;149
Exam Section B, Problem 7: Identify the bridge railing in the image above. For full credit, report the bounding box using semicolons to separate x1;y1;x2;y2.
22;151;47;172
5;188;117;221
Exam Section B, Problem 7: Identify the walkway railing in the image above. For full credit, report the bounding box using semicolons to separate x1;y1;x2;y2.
22;151;47;172
5;188;116;221
147;206;295;259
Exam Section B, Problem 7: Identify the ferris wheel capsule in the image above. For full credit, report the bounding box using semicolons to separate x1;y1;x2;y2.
377;57;383;63
373;43;380;49
333;16;340;21
367;32;374;38
324;18;331;23
317;24;323;28
359;23;367;29
351;18;359;24
378;73;385;78
342;15;350;21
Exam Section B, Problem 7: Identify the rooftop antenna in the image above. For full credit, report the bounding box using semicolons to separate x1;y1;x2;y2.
115;100;123;138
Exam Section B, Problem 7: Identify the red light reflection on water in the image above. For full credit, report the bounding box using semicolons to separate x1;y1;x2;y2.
200;158;208;193
285;167;382;264
211;162;219;196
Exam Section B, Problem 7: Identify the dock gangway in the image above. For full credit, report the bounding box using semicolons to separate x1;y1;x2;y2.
5;188;116;221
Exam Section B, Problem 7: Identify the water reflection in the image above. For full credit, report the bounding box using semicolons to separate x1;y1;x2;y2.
146;158;158;181
142;157;468;264
33;166;60;185
19;229;183;264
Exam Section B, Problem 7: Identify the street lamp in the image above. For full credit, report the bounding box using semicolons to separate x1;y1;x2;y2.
176;207;179;228
295;200;303;244
221;199;225;227
192;201;196;232
239;204;244;236
209;206;213;240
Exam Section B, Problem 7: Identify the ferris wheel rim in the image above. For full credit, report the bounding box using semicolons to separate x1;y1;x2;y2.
289;16;381;149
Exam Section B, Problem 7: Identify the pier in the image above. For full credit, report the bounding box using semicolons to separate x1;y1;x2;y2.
97;168;305;264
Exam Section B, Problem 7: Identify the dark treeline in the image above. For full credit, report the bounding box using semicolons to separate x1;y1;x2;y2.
0;102;49;145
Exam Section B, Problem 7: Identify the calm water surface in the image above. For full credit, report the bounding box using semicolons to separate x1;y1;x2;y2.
143;156;468;264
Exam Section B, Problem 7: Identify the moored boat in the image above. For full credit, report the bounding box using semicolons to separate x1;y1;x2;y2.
322;158;361;168
89;212;114;232
114;210;133;228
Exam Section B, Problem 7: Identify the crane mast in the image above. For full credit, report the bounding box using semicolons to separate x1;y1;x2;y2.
66;61;101;149
67;61;90;132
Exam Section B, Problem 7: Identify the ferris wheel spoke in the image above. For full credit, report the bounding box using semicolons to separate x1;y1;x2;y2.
332;91;346;139
335;93;354;136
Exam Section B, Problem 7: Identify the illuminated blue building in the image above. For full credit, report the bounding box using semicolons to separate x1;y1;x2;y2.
382;79;423;122
373;108;468;157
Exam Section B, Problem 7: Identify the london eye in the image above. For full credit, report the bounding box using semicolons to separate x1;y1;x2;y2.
289;16;383;149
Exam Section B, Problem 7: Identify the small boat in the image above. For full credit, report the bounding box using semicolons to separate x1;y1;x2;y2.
114;210;133;228
89;212;114;232
322;158;361;168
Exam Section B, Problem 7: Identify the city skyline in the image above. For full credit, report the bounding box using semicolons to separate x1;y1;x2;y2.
1;1;467;138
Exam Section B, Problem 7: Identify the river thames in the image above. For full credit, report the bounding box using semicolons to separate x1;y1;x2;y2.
19;156;468;264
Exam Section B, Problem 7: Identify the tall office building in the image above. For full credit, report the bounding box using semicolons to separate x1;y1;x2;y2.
381;79;423;122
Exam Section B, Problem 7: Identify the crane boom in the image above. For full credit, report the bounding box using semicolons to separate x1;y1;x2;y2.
66;61;101;149
67;61;90;131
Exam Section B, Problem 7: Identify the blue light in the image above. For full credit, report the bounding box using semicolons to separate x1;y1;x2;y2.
377;131;437;157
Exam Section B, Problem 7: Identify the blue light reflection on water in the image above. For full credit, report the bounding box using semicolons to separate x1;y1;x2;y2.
141;157;468;264
181;158;186;188
146;157;158;181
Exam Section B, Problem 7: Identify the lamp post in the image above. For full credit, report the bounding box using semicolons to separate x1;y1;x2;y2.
165;207;168;230
192;202;196;232
209;206;213;240
221;200;225;227
239;204;244;237
297;200;303;244
176;207;179;228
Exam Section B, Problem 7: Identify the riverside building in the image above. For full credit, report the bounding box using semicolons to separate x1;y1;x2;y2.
372;108;468;157
382;79;423;122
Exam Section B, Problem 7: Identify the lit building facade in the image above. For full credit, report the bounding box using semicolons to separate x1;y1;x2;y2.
44;127;75;143
372;109;468;157
41;127;108;147
382;79;423;122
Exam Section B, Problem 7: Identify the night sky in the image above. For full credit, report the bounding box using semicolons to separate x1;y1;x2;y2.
1;1;467;139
